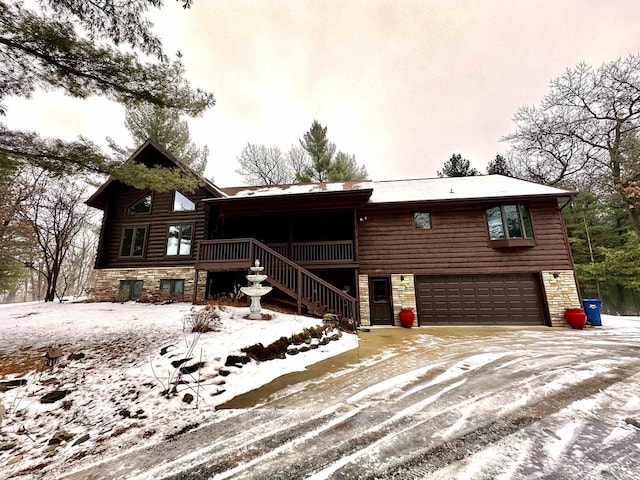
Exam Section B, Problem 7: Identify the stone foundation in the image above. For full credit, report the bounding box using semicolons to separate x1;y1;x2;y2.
541;270;582;327
390;274;417;327
358;275;371;327
89;267;197;302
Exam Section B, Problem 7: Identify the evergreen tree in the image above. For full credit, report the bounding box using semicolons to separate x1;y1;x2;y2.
108;104;209;175
295;120;367;183
0;0;214;190
329;152;368;181
437;153;480;177
486;154;512;176
297;121;337;182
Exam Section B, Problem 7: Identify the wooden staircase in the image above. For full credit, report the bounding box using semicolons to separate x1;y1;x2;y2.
196;238;359;323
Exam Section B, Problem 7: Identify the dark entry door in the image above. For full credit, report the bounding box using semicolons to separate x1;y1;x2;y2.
370;277;393;325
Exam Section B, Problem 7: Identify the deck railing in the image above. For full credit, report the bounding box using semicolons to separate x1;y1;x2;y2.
196;238;358;322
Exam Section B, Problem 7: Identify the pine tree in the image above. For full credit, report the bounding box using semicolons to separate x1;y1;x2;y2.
108;104;209;175
297;121;337;182
486;154;512;176
0;0;214;190
437;154;479;177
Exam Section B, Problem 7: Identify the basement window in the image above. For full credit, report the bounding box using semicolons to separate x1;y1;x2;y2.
119;280;143;300
160;279;185;295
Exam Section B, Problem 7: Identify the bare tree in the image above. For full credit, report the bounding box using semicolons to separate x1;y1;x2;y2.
23;174;92;301
504;54;640;234
236;143;294;185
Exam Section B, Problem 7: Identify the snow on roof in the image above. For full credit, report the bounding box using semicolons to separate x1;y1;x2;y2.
223;175;572;204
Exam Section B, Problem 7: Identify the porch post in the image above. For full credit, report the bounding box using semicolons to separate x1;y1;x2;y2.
297;269;302;314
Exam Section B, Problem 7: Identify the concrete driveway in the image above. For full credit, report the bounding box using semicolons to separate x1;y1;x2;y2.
63;323;640;479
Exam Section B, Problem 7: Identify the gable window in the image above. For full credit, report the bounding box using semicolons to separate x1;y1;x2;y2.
127;194;151;214
120;226;147;257
486;204;534;246
120;280;143;300
173;191;195;211
413;212;432;230
166;224;193;256
160;279;185;295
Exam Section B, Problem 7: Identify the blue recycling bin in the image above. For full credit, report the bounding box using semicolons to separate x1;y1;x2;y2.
582;299;602;326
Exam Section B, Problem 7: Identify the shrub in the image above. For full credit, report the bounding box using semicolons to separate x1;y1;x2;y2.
184;308;221;333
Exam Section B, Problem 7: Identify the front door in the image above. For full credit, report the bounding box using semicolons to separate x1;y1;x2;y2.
370;277;393;325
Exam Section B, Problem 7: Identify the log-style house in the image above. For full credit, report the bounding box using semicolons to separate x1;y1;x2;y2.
87;140;580;327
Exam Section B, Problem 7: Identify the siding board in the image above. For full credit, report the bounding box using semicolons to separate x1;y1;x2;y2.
96;182;211;269
358;200;572;275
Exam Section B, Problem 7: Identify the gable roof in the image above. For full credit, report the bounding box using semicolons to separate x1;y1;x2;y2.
86;139;226;209
218;175;573;206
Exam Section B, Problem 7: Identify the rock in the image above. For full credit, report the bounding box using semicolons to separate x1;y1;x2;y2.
287;349;299;355
171;358;191;368
48;430;75;445
225;355;250;367
0;379;27;392
299;346;310;353
67;352;85;361
624;417;640;429
182;393;194;404
0;400;4;427
218;369;230;377
40;390;69;404
6;454;23;465
0;441;17;452
72;434;90;446
118;408;131;418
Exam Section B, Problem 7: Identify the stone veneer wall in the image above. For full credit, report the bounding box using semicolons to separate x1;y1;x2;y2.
358;274;417;327
358;275;371;326
195;270;207;303
90;267;196;302
541;270;581;327
390;274;417;327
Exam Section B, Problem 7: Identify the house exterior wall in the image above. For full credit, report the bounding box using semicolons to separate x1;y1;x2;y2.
541;270;582;327
89;266;196;302
357;199;573;276
95;183;211;270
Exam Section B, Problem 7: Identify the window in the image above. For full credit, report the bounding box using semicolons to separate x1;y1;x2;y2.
486;204;534;243
119;280;143;300
127;194;151;214
120;226;147;257
160;279;185;295
413;212;432;230
173;191;195;211
166;224;193;255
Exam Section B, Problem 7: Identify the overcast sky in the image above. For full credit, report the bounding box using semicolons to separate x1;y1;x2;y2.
5;0;640;187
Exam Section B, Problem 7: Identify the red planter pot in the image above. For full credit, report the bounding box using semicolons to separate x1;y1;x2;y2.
399;308;415;328
564;308;587;329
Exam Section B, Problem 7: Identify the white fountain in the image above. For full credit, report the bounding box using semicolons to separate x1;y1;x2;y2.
240;259;273;320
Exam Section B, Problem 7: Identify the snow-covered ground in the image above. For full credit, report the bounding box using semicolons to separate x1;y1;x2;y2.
2;303;640;479
0;301;358;478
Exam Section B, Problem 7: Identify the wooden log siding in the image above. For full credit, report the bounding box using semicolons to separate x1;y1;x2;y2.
357;199;573;275
96;183;210;269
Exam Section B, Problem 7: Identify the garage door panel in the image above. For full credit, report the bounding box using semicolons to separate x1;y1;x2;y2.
416;274;545;326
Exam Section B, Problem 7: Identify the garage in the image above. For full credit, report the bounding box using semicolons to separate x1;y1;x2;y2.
415;273;547;326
